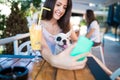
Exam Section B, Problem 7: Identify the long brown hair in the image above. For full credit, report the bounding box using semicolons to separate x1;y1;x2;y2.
42;0;72;33
85;9;96;27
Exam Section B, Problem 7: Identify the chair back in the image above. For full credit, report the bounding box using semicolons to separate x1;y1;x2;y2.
110;68;120;80
18;41;32;55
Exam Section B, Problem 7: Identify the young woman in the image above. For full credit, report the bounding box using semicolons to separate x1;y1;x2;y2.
85;9;101;46
40;0;112;76
40;0;87;70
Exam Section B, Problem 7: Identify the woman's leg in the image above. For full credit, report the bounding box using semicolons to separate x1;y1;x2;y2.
87;53;112;76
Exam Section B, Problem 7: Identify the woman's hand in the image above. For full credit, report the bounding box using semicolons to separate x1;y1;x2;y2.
49;43;88;70
41;35;88;70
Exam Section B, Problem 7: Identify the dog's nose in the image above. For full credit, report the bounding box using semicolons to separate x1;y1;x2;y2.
63;40;66;45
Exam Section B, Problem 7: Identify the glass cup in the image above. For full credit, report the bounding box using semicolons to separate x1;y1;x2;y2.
29;24;42;62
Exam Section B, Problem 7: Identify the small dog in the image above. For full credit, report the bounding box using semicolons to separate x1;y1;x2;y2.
54;30;72;54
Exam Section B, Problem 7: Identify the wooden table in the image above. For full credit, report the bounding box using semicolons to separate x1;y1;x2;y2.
0;55;111;80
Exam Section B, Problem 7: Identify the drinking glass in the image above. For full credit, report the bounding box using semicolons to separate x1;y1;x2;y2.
29;7;51;62
29;24;42;62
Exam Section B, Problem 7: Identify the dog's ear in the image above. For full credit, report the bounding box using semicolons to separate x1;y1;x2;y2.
66;29;72;37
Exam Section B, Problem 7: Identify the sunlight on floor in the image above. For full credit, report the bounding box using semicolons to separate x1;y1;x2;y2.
104;34;120;41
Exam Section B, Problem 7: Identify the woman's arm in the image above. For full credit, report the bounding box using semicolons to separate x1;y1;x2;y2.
41;35;87;70
70;25;78;42
86;28;95;38
70;30;78;42
41;35;53;63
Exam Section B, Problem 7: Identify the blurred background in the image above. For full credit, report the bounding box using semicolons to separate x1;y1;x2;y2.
0;0;120;72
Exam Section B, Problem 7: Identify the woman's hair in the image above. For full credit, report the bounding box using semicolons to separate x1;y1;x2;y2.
86;9;96;27
42;0;72;33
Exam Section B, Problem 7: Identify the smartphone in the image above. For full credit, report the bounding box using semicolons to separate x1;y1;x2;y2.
70;36;93;61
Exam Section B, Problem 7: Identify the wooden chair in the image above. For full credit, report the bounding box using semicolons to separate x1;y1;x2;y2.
110;68;120;80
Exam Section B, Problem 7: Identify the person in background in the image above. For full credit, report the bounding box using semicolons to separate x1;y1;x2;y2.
84;9;112;76
85;9;101;46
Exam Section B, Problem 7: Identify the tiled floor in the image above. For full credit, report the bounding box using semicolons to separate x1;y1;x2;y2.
104;33;120;72
92;32;120;72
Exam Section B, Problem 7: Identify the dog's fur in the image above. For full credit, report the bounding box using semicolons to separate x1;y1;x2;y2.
54;30;72;54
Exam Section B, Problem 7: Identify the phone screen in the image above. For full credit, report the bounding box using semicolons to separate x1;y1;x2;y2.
70;36;93;61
